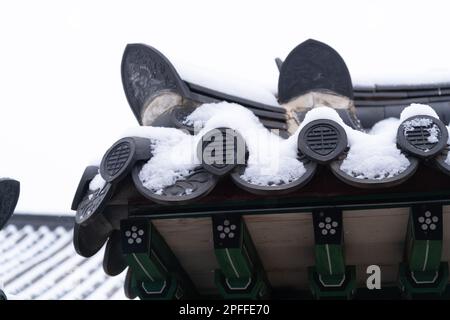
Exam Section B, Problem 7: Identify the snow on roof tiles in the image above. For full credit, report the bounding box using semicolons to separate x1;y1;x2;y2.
0;215;127;300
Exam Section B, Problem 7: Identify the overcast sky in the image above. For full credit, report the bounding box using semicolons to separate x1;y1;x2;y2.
1;0;450;215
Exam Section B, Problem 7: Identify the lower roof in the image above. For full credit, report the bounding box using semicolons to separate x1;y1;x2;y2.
0;214;127;300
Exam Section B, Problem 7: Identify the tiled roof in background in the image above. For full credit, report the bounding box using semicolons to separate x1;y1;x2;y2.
0;214;127;300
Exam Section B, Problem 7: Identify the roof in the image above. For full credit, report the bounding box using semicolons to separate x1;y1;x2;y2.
88;106;450;211
5;1;450;218
0;214;127;300
69;41;450;299
84;42;446;210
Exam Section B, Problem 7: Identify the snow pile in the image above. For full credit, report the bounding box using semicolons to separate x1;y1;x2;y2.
123;126;198;193
89;172;106;191
399;103;439;122
176;62;280;107
89;126;196;193
295;106;348;133
341;118;410;180
89;102;445;191
186;102;306;186
339;104;442;180
89;102;306;192
287;106;411;180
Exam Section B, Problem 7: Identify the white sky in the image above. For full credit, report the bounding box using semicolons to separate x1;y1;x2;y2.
1;0;450;215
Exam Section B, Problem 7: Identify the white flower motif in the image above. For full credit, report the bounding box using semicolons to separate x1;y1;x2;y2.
124;225;145;244
217;219;237;239
318;216;338;236
418;211;438;231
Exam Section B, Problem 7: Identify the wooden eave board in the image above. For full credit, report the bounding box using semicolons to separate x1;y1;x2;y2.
125;165;450;219
151;208;450;294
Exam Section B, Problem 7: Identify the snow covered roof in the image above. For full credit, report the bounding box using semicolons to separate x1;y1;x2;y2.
4;0;450;216
0;214;127;300
77;103;450;212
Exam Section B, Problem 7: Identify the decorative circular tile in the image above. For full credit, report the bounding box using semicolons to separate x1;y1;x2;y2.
298;119;348;164
100;137;152;183
75;182;114;225
397;115;448;159
198;127;247;176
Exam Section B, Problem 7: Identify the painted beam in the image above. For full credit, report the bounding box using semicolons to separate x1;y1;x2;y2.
399;204;449;297
309;208;356;299
212;214;270;299
120;217;197;300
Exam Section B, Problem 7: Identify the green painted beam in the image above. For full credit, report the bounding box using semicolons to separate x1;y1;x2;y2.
211;214;270;299
308;266;356;299
120;217;197;300
309;209;356;299
399;204;449;297
314;244;345;277
399;262;449;298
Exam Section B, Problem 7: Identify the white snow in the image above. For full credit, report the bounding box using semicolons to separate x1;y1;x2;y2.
399;103;439;122
369;117;401;136
187;102;306;186
294;106;349;135
400;104;442;151
177;63;280;107
97;103;446;189
89;173;106;191
131;102;306;190
136;103;438;187
340;123;411;180
113;126;199;193
427;125;440;144
134;128;198;193
0;224;127;300
289;106;411;180
338;104;443;179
